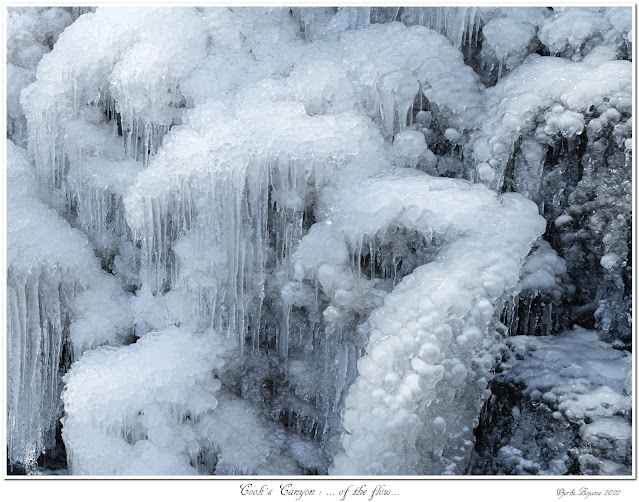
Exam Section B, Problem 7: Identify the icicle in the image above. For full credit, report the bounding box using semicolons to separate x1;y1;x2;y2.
7;271;71;471
377;70;420;139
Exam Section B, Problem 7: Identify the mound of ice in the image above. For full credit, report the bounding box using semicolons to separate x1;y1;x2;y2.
239;21;485;147
516;240;566;296
293;169;547;474
20;7;208;183
339;23;485;138
183;8;304;109
63;327;309;475
197;394;307;475
472;56;631;190
539;8;631;60
481;18;537;79
7;7;75;145
498;239;568;338
62;327;225;475
392;130;427;168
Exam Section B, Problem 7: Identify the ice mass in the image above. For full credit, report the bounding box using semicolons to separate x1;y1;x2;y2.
5;5;633;476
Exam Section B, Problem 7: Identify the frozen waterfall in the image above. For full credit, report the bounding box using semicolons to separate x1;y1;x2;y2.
6;6;633;476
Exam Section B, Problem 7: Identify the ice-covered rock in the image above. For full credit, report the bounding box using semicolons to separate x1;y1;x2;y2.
20;7;236;192
472;327;631;475
471;55;631;344
62;327;226;475
499;239;568;337
539;8;631;60
472;56;631;191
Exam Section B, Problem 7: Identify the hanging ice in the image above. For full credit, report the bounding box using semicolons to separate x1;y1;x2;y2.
6;7;75;146
7;141;133;471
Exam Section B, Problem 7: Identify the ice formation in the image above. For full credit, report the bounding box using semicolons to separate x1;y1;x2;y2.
62;327;225;475
471;54;632;345
7;141;132;470
471;327;631;475
6;7;79;146
297;172;547;474
6;6;633;476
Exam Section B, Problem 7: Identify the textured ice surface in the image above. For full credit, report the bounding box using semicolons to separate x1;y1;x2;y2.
124;100;388;356
481;18;536;79
21;7;210;190
470;54;632;344
62;328;225;475
472;56;631;190
539;8;632;60
497;239;568;338
472;328;632;475
62;327;315;475
310;171;547;474
6;7;75;146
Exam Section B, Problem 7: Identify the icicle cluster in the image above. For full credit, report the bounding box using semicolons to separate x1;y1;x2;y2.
7;141;132;471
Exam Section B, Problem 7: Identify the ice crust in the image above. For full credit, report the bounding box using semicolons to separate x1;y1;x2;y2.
6;6;633;476
472;56;631;190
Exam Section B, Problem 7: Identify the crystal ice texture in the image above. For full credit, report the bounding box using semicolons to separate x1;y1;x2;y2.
6;6;632;476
